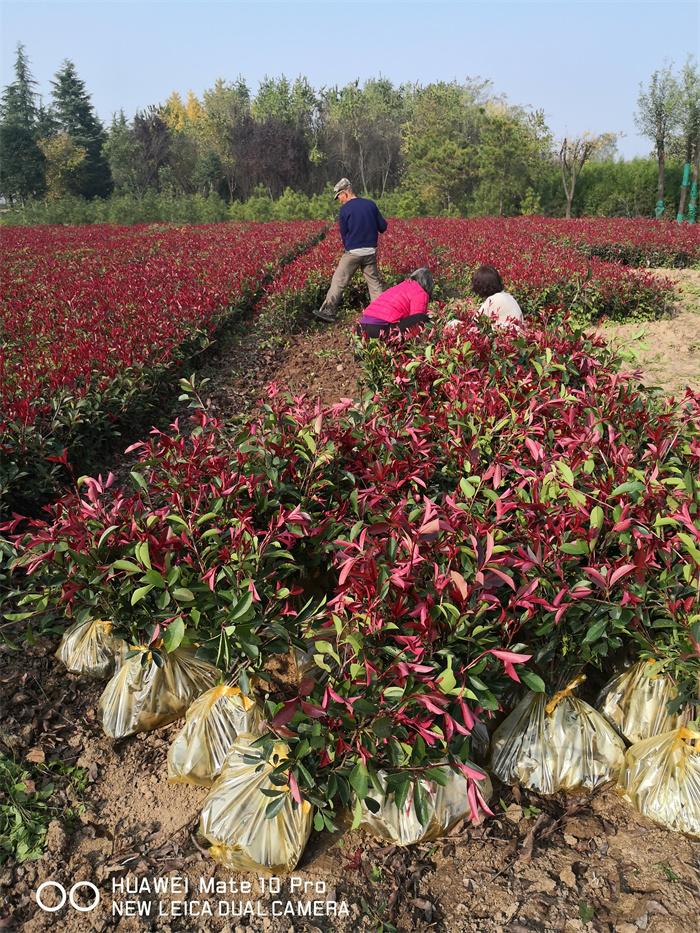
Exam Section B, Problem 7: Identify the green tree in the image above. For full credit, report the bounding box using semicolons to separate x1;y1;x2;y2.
669;57;700;219
103;110;146;195
471;106;552;216
321;78;406;196
575;158;675;218
193;149;224;196
0;43;46;203
252;74;295;125
634;62;681;215
401;79;493;214
39;133;88;200
201;77;250;199
50;60;112;199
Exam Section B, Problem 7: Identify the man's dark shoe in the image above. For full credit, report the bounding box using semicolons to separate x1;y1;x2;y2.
313;308;336;323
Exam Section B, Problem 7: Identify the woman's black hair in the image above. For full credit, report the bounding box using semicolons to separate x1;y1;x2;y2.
408;267;434;298
471;265;503;300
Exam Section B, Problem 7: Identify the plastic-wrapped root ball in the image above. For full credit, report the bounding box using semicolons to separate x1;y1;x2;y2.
200;733;313;874
597;660;681;745
55;618;129;679
490;676;627;794
359;762;493;846
168;684;263;787
97;645;220;740
617;726;700;838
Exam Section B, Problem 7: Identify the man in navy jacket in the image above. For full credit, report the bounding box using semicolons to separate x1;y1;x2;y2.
313;178;388;323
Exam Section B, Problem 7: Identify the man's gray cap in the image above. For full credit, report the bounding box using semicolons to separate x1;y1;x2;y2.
333;178;352;199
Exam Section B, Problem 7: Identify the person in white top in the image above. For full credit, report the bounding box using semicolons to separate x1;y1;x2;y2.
472;265;523;329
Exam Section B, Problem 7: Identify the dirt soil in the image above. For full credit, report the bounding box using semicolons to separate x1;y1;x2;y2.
599;269;700;397
3;276;700;933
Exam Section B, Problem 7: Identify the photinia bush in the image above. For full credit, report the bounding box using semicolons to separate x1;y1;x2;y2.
1;221;326;515
4;217;699;832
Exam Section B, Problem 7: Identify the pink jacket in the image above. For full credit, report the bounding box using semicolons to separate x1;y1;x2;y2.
362;279;429;324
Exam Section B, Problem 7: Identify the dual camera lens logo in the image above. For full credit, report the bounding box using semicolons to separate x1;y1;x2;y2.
35;881;100;912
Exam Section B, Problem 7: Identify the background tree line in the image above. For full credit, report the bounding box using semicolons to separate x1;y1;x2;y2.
1;44;698;223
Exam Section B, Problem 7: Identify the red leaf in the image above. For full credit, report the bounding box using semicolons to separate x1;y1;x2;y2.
583;566;607;589
609;563;635;587
271;699;298;728
450;570;469;600
288;769;302;806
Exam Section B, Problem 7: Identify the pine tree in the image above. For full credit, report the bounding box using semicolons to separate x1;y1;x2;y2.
0;43;46;203
50;59;112;199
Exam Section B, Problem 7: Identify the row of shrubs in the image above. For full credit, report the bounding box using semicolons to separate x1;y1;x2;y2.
5;307;700;825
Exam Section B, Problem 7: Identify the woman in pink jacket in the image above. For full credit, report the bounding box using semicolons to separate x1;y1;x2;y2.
357;268;433;339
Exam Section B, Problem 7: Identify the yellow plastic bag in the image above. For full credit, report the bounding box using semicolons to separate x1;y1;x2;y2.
200;733;313;874
597;660;680;745
97;645;220;740
359;762;493;846
617;726;700;837
490;676;626;793
167;684;263;787
55;618;129;679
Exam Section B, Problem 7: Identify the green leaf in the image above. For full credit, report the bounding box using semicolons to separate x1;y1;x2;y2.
413;780;429;826
459;478;475;498
437;660;457;695
144;569;166;588
582;619;607;645
394;775;411;811
678;533;700;563
112;559;141;574
350;797;363;830
135;541;151;570
229;592;253;622
196;512;220;526
578;901;594;925
371;717;393;738
131;584;154;605
162;617;185;653
265;796;287;820
2;631;21;651
349;763;368;800
98;525;120;548
130;471;148;492
238;668;251;695
423;767;449;786
560;540;589;555
609;481;644;498
520;670;546;692
589;506;604;530
554;460;575;486
172;587;195;602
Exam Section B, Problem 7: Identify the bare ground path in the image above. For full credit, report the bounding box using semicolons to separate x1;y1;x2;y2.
598;269;700;397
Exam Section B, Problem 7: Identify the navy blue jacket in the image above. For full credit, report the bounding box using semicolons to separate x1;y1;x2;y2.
338;197;388;250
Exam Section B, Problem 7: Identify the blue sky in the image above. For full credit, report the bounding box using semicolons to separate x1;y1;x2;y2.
1;0;699;159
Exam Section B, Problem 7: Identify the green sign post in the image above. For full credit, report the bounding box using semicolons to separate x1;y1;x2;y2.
677;163;691;223
689;182;697;224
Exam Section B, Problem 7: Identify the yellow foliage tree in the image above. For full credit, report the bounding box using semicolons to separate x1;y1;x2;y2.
39;133;88;200
161;92;187;133
185;90;204;125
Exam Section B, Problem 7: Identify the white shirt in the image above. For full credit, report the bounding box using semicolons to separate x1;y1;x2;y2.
478;292;523;329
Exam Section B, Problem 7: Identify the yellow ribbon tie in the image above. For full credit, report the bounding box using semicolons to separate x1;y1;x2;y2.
545;674;587;715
